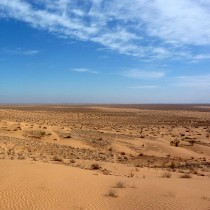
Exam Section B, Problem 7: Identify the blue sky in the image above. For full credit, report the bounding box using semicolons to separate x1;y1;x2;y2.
0;0;210;103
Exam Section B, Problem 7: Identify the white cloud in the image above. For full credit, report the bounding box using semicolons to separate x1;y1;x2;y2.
122;69;165;79
127;85;158;89
2;48;39;55
144;0;210;46
71;68;98;74
0;0;210;60
191;54;210;61
175;74;210;88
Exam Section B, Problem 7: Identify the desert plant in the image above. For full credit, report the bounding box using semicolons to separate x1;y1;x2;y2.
190;168;197;174
53;156;63;162
40;131;45;136
170;139;180;147
168;161;175;170
188;139;196;146
18;154;25;160
128;172;134;177
161;172;172;178
115;181;126;188
102;169;110;175
108;189;118;197
180;174;192;178
70;159;75;163
91;163;100;170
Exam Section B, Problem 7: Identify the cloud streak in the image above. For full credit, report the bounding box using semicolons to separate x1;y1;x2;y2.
0;0;210;60
71;68;98;74
175;74;210;88
1;48;39;55
122;69;165;79
127;85;158;89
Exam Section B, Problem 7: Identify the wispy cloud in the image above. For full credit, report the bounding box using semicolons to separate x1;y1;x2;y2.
71;68;98;74
122;69;165;79
2;48;39;55
191;54;210;61
175;74;210;88
127;85;158;89
0;1;210;60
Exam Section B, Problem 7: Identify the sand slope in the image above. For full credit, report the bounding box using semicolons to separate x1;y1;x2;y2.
0;105;210;210
0;160;210;210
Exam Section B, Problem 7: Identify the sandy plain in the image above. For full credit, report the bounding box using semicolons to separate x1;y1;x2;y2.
0;104;210;210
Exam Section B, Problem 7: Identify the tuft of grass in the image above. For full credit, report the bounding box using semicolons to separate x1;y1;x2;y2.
180;174;192;178
170;139;180;147
161;172;172;178
18;154;25;160
115;181;126;188
91;163;100;170
40;131;45;136
201;196;210;201
168;161;175;169
53;156;63;162
108;189;118;197
102;169;110;175
190;168;198;174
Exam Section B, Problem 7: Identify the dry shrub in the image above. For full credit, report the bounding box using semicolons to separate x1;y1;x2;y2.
53;156;63;162
170;139;180;147
115;181;126;188
59;132;71;139
180;174;192;178
25;130;45;139
190;168;198;174
162;172;172;178
108;189;118;197
18;154;25;160
102;169;110;175
91;163;100;170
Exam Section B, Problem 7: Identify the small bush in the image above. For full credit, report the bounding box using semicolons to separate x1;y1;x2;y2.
115;181;126;188
53;156;63;162
40;131;45;136
180;174;192;178
70;159;75;163
190;168;197;174
168;162;175;169
188;139;195;146
102;169;110;175
170;139;180;147
108;189;118;197
162;172;172;178
18;154;25;160
91;163;100;170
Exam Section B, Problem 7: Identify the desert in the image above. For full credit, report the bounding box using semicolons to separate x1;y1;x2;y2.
0;104;210;210
1;1;210;209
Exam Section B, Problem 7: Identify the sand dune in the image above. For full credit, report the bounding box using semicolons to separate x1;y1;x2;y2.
0;160;210;210
0;105;210;210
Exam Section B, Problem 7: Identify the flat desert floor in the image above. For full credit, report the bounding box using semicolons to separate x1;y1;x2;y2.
0;104;210;210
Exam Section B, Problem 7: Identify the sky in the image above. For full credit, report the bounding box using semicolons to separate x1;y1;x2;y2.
0;0;210;104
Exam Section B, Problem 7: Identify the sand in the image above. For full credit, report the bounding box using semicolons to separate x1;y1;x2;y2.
0;104;210;210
